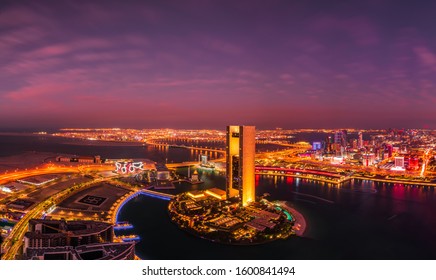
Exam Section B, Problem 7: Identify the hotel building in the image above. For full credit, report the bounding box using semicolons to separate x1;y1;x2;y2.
226;125;255;207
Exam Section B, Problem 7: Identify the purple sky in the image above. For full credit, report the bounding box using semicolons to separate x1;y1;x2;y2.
1;0;436;130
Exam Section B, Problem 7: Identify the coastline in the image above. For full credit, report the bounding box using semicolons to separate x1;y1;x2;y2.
59;139;148;147
277;201;307;237
0;132;148;147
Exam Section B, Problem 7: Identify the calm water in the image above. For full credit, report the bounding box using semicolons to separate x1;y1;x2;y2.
1;134;436;259
0;134;210;162
118;172;436;260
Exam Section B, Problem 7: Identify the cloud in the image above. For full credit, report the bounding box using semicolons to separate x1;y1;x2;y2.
2;57;62;75
0;5;52;28
5;83;71;102
310;16;379;46
279;73;295;84
1;1;436;129
202;37;242;55
23;38;113;58
414;46;436;70
0;26;48;52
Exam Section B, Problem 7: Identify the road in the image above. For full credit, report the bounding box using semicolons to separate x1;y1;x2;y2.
1;177;107;260
0;163;115;259
0;163;114;185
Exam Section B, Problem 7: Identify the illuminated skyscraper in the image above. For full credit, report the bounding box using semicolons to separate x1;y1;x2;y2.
358;131;363;149
312;142;322;150
226;125;255;207
334;131;342;145
333;130;348;156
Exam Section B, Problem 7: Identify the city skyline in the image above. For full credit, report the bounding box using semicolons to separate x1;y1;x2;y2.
1;0;436;130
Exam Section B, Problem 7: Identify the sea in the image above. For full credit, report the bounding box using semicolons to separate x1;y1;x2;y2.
1;133;436;259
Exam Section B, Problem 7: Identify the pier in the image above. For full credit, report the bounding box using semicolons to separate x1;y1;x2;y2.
114;222;134;230
118;234;140;242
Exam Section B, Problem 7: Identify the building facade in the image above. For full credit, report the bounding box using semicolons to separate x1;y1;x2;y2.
226;125;255;207
23;219;135;260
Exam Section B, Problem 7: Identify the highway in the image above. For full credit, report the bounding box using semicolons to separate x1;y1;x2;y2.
166;161;200;168
148;141;226;154
0;163;114;185
1;177;108;260
0;163;115;260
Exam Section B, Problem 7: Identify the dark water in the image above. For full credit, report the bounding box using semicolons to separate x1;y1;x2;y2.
0;134;210;162
1;134;436;259
118;172;436;260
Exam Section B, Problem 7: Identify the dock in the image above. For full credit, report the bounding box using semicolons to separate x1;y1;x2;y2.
119;234;140;242
114;222;134;230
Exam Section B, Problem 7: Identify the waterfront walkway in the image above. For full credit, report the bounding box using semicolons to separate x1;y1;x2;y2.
112;189;174;223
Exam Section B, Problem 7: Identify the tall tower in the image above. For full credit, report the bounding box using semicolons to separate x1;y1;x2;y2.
226;125;255;207
358;131;363;149
334;131;343;145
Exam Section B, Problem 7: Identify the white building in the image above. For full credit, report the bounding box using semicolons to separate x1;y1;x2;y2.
391;157;405;171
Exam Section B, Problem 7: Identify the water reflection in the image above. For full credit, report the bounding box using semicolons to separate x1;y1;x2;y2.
119;168;436;259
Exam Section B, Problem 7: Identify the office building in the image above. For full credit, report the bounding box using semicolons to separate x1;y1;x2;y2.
358;131;363;149
312;142;322;150
334;130;348;148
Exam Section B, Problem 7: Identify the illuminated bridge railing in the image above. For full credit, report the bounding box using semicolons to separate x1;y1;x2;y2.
115;190;174;222
255;166;343;178
115;191;142;223
139;190;174;200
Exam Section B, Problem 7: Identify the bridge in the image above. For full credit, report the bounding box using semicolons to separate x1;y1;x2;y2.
166;161;200;168
139;189;174;200
112;188;174;223
148;141;225;154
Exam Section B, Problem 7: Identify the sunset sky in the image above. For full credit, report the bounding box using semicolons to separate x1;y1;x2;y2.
1;0;436;130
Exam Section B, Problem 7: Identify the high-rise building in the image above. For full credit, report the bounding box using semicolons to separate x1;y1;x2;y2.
324;136;332;152
394;157;405;169
334;130;348;148
409;157;419;170
351;139;358;149
358;131;363;149
333;130;348;157
362;153;376;166
312;142;322;150
226;125;255;207
334;131;342;145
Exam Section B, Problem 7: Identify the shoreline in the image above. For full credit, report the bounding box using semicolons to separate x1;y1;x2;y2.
167;194;296;246
0;134;434;187
0;132;149;147
256;172;436;187
277;201;307;237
